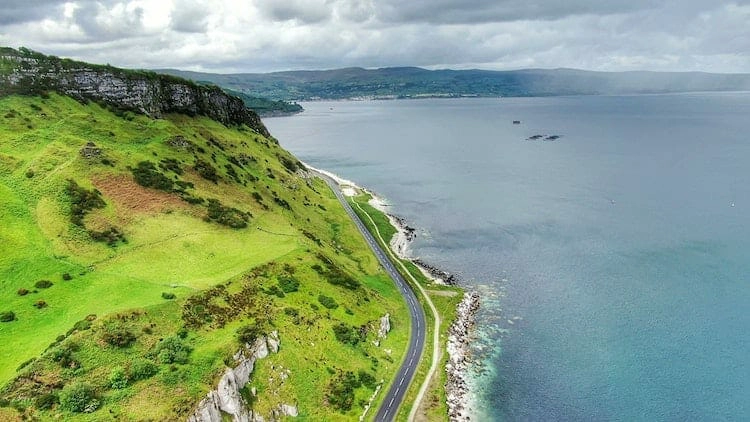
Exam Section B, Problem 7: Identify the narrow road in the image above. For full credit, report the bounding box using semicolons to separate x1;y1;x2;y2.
318;174;426;422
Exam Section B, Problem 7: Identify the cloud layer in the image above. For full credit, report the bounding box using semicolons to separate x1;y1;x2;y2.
0;0;748;73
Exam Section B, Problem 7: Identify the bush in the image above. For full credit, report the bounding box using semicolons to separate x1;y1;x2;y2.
35;392;58;410
159;158;183;175
33;300;48;309
236;324;262;345
318;295;338;310
35;279;53;289
17;288;29;296
358;370;377;389
0;311;16;322
155;336;192;364
62;273;73;281
332;323;365;346
161;292;176;300
25;169;35;178
263;285;285;298
194;159;219;183
206;199;250;229
59;382;99;413
109;367;128;389
278;276;299;293
72;319;91;331
50;342;80;368
101;328;137;348
129;358;158;381
66;179;105;226
283;307;299;318
130;161;173;191
327;371;361;412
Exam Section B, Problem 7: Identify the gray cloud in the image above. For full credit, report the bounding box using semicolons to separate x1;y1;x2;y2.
372;0;661;24
0;0;748;74
0;0;66;25
254;0;333;23
170;0;210;33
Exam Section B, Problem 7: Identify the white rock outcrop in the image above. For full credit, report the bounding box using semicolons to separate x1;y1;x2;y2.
188;333;293;422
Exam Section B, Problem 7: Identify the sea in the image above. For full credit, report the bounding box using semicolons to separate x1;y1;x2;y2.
265;94;750;421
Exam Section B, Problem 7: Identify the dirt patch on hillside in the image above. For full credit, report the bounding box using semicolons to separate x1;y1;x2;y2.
93;175;187;215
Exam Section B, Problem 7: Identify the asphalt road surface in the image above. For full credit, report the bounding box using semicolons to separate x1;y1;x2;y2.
318;174;426;422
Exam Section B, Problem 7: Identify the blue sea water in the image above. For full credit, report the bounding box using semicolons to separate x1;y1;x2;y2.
265;94;750;421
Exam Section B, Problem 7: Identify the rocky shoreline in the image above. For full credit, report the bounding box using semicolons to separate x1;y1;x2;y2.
305;163;480;420
445;292;481;421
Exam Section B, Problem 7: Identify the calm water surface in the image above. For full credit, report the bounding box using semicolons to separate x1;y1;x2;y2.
265;95;750;421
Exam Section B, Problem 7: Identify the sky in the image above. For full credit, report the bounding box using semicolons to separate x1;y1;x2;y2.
0;0;749;74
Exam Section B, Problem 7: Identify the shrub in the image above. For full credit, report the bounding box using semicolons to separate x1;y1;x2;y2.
25;169;34;178
283;307;299;318
155;336;192;364
278;276;299;293
236;324;262;345
327;371;361;412
35;279;53;289
35;392;58;410
50;342;80;368
159;158;183;175
72;319;91;331
62;273;73;281
130;161;174;192
206;199;250;228
17;288;29;296
318;295;338;310
34;300;48;309
194;159;219;183
332;323;365;346
263;285;285;298
89;227;126;246
66;179;105;226
278;155;300;173
108;367;128;389
358;370;377;389
161;292;176;300
129;358;158;381
59;382;99;413
0;311;16;322
101;328;137;348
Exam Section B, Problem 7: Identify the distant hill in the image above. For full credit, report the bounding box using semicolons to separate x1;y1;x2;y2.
157;66;750;101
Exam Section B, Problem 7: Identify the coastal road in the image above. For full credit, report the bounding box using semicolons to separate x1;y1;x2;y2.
318;173;426;422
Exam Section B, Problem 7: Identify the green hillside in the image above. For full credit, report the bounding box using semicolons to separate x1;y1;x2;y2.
0;88;409;420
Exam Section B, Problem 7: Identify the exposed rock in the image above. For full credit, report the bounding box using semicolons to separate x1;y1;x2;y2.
188;333;288;422
279;404;298;417
79;141;102;159
0;48;269;137
267;330;280;353
378;313;391;339
445;292;480;422
167;135;195;150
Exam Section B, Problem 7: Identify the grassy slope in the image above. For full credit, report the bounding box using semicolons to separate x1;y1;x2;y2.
348;193;463;421
0;93;409;420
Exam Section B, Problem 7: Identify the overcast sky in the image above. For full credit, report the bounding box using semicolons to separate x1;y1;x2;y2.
1;0;749;73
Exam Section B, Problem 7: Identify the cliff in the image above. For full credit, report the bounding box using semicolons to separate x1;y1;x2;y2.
0;47;269;137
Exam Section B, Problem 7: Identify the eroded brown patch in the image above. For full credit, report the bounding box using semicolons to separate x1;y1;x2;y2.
92;175;187;215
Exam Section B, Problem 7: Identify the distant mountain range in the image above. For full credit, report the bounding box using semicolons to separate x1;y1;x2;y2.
156;66;750;101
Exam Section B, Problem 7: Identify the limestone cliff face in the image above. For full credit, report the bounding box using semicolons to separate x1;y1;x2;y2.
0;47;269;137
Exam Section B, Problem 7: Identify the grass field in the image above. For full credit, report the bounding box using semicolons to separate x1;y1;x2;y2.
0;93;411;420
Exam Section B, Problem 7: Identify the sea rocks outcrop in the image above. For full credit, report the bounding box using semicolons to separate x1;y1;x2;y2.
0;47;269;137
445;292;480;422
